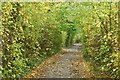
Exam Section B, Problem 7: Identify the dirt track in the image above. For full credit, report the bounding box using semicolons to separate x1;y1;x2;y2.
25;44;93;78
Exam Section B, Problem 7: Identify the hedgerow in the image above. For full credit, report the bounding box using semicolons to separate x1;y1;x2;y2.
1;2;119;78
2;2;65;78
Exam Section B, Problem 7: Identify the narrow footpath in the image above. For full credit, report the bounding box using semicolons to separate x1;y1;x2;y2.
24;44;93;78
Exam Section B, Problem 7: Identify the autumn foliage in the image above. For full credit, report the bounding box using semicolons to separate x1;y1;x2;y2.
1;2;119;78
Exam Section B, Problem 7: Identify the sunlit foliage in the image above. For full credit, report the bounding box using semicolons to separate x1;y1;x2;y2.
1;2;119;78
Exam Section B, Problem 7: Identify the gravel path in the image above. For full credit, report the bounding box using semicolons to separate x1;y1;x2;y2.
25;44;93;78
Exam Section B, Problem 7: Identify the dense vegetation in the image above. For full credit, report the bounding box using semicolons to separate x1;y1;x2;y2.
1;2;119;78
78;3;120;78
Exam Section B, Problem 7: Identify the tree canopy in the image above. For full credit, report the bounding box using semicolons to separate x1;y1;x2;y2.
1;2;119;78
